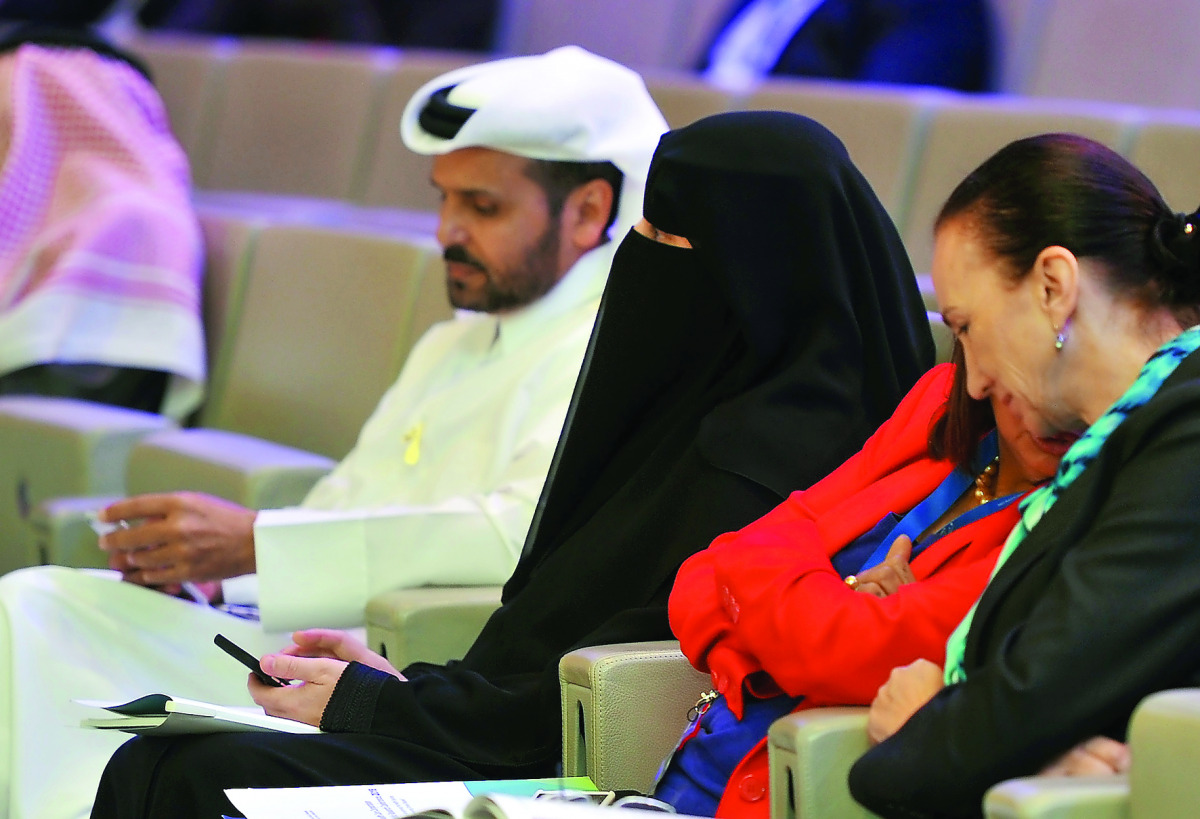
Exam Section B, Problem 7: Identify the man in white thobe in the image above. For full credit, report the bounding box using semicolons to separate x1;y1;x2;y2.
0;46;666;819
96;44;668;631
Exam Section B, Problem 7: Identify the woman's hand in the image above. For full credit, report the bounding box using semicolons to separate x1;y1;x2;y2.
867;658;944;744
854;534;917;597
1040;737;1131;776
248;629;408;725
280;629;405;679
247;630;406;727
248;653;348;726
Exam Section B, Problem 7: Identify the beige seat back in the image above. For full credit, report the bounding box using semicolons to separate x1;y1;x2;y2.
1022;0;1200;108
122;32;230;174
204;223;451;458
354;51;480;212
643;71;735;128
900;98;1139;273
202;42;394;198
1127;113;1200;214
193;208;263;425
929;312;954;365
738;80;940;224
988;0;1055;94
497;0;729;71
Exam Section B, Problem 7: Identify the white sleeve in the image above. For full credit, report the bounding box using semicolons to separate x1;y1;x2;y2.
250;491;532;631
247;390;569;632
235;290;598;633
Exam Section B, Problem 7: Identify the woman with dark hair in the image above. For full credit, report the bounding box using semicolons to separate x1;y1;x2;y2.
88;111;934;819
850;133;1200;817
654;344;1059;819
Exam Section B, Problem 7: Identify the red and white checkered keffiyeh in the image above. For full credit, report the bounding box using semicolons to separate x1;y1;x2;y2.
0;43;204;417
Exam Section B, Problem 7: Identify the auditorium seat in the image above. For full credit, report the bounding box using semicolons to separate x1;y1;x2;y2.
122;32;232;173
200;41;396;199
643;70;735;128
899;97;1139;273
193;209;264;419
988;0;1054;94
1020;0;1200;109
559;641;710;793
366;585;504;669
986;688;1200;818
8;219;452;571
353;51;480;212
149;221;450;462
738;80;941;223
1127;112;1200;214
0;207;258;572
496;0;730;72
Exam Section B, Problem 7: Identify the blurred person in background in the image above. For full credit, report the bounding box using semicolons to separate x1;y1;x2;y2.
701;0;991;93
0;22;205;416
134;0;499;51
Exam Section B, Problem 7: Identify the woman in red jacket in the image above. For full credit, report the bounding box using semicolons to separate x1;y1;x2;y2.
654;350;1062;819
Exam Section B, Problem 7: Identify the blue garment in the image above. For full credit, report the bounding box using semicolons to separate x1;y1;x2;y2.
700;0;992;92
654;432;1017;816
652;693;801;816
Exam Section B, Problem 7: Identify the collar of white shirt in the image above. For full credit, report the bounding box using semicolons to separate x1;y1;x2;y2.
490;239;614;354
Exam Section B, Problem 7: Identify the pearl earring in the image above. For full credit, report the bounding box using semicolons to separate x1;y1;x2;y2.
1054;317;1071;351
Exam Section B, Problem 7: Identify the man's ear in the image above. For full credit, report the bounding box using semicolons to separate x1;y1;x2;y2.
562;178;616;252
1033;245;1079;328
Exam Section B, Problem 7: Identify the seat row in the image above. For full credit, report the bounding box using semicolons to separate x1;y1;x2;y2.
554;640;1200;818
0;208;452;575
120;31;1200;279
500;0;1200;111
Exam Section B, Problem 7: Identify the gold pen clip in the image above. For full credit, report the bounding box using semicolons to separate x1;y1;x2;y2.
403;422;423;465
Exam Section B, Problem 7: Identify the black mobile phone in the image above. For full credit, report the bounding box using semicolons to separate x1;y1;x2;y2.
214;633;289;687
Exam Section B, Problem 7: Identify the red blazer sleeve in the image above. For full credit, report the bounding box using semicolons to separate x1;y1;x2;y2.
669;364;1018;713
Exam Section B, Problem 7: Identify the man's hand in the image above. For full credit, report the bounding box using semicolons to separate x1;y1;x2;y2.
250;630;406;727
867;658;944;744
98;492;257;586
281;629;406;679
1040;737;1131;777
854;534;916;598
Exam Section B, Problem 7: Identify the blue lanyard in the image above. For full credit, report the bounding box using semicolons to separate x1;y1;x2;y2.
856;432;1010;574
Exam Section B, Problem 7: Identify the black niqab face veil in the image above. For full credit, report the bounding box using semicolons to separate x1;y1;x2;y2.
644;110;935;497
515;111;934;578
461;112;932;709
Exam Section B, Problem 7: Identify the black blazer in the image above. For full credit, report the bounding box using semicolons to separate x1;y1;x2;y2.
849;348;1200;818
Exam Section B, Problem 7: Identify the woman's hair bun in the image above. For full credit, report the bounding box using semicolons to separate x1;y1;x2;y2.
1148;208;1200;303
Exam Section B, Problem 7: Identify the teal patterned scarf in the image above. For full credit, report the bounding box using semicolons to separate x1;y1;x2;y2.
944;325;1200;684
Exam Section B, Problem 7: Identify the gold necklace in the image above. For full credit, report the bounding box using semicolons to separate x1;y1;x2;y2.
973;457;1000;504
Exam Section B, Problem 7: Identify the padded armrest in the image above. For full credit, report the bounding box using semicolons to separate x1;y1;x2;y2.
1128;688;1200;818
0;397;173;574
768;707;877;819
984;776;1129;819
559;641;711;794
365;585;503;669
29;495;122;569
984;688;1200;819
125;427;335;507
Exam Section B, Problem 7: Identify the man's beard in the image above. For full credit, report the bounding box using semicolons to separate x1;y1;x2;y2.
443;222;562;313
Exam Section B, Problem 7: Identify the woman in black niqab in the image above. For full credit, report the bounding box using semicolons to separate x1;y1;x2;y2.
90;112;933;819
